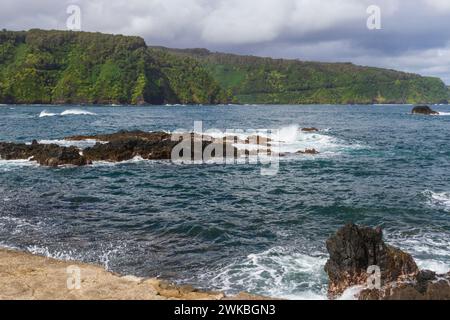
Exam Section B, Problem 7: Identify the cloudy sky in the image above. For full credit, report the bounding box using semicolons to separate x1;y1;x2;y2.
2;0;450;83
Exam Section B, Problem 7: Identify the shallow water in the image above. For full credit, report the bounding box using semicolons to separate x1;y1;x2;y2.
1;104;450;299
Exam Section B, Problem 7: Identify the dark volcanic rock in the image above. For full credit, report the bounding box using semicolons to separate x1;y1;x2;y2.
412;105;439;115
359;271;450;300
301;127;319;132
0;142;90;167
324;223;418;298
326;224;450;300
68;130;238;163
297;148;319;155
0;130;242;167
66;130;172;143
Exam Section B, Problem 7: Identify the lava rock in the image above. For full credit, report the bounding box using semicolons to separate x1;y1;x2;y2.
68;130;238;163
0;142;90;167
324;223;418;298
301;127;319;132
297;148;319;155
412;105;439;115
326;224;450;300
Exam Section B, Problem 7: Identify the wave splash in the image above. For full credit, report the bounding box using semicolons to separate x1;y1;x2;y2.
39;109;96;117
203;246;328;300
202;124;360;156
424;190;450;211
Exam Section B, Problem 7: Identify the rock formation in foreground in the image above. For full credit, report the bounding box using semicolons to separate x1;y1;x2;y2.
412;105;439;115
325;224;450;300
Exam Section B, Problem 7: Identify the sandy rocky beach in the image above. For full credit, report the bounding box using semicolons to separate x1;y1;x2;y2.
0;248;265;300
2;223;450;300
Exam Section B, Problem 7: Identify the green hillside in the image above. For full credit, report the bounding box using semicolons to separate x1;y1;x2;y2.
0;30;229;104
161;48;450;105
0;29;448;105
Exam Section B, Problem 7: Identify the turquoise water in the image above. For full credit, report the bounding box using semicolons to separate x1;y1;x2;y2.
1;104;450;299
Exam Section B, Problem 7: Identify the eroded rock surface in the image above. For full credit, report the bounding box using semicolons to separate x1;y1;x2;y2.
325;224;450;300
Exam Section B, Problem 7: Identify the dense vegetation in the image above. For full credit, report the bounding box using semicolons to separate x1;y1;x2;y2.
163;48;450;105
0;30;229;104
1;29;448;105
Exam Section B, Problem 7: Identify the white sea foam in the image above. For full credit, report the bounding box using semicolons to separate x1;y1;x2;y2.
36;139;101;149
416;259;450;274
386;231;450;274
338;285;366;300
424;190;450;211
204;246;328;300
39;109;96;117
25;244;123;271
0;158;37;171
199;124;360;156
60;109;96;116
438;112;450;116
39;110;58;117
92;155;151;167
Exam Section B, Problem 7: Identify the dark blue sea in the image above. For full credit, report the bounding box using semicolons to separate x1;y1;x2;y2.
1;104;450;299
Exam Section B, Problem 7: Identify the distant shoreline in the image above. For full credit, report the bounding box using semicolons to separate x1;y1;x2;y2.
2;103;449;107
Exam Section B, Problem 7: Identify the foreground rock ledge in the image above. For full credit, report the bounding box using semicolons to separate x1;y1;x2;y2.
325;224;450;300
0;249;267;300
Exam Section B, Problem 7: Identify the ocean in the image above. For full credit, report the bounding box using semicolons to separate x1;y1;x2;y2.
1;104;450;300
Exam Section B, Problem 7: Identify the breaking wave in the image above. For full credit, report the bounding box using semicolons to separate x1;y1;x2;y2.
203;247;328;300
423;190;450;211
39;109;96;117
201;124;361;156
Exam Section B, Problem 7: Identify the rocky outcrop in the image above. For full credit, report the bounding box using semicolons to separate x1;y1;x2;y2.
301;127;319;132
0;130;239;166
412;105;439;115
325;224;450;300
297;148;319;155
1;128;324;167
0;141;90;167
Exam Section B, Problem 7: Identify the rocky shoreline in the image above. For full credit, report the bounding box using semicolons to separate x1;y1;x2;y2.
1;224;449;300
2;224;449;300
0;248;268;300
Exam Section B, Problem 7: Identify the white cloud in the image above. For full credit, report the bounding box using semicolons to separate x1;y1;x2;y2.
424;0;450;12
0;0;449;83
202;0;290;44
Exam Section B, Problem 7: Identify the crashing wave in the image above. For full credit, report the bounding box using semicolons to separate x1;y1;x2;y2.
202;246;328;300
39;109;96;117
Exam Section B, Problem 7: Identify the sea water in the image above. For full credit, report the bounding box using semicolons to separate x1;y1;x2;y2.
1;104;450;299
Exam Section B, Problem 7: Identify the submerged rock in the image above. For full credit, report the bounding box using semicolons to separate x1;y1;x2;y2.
412;105;439;115
325;224;450;300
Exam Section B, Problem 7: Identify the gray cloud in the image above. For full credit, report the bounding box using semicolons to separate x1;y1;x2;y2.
1;0;450;83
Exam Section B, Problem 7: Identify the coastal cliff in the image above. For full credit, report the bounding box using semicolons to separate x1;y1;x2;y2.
1;29;449;105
